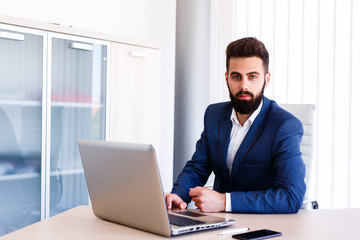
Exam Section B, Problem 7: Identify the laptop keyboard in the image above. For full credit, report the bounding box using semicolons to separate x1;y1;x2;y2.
175;211;207;218
168;214;206;226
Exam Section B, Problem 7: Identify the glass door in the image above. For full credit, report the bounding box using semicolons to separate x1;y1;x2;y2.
0;24;46;236
48;34;108;217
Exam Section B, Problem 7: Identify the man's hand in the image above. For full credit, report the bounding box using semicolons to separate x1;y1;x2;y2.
189;187;226;212
165;193;187;210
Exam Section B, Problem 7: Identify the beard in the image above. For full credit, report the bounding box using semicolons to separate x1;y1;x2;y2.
228;82;265;115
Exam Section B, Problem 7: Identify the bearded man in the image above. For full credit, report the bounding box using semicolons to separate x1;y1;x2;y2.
165;37;306;214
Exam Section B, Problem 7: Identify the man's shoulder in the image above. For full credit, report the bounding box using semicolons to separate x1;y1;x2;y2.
269;101;299;119
266;100;303;129
203;101;232;122
208;101;232;109
206;101;232;115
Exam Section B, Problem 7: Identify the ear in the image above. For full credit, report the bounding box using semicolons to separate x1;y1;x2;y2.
265;72;271;87
225;72;228;85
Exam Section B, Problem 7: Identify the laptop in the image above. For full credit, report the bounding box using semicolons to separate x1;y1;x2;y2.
78;139;235;237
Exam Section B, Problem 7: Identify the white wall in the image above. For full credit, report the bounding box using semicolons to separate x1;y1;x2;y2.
0;0;176;191
173;0;210;181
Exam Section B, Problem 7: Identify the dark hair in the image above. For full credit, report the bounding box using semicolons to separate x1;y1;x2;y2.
226;37;269;73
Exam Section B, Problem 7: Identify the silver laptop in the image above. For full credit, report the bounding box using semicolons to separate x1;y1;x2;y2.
78;139;234;237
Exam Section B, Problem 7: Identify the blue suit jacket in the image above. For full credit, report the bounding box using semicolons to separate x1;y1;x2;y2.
171;97;306;213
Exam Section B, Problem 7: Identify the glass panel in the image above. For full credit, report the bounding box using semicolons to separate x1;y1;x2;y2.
0;26;43;236
50;37;107;216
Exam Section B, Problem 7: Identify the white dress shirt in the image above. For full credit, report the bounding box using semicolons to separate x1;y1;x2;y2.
225;100;263;212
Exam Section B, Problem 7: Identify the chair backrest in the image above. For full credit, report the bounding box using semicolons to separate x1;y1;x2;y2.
279;104;316;199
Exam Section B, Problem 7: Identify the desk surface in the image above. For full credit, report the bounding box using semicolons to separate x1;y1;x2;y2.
2;206;359;239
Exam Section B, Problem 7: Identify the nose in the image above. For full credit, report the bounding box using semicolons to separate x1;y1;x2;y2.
239;79;249;92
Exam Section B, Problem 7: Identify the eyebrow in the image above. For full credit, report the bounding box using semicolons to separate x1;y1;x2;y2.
247;71;260;75
230;71;260;76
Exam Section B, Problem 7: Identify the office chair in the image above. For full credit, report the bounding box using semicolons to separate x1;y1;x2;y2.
191;103;318;210
279;103;318;209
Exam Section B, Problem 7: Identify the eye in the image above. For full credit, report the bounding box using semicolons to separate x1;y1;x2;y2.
249;75;257;79
232;75;241;80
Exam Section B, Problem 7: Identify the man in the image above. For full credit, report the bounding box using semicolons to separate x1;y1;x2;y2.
166;37;306;214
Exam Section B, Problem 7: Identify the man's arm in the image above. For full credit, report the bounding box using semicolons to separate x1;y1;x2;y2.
230;117;306;213
171;106;214;203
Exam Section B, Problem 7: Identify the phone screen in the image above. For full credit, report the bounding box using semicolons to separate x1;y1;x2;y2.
232;229;282;240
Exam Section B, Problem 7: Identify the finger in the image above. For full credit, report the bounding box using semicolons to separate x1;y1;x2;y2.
165;194;173;209
189;186;204;197
189;187;199;197
194;201;207;212
167;194;186;209
191;194;200;202
174;198;187;209
194;201;202;210
180;202;187;210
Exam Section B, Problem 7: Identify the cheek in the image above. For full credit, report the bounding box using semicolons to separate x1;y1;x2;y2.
253;82;266;95
228;81;242;90
228;83;240;95
255;84;263;92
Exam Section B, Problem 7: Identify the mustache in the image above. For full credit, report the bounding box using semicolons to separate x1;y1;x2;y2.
235;90;254;98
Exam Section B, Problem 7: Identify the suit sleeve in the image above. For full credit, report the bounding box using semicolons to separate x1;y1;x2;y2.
171;106;213;203
230;117;306;213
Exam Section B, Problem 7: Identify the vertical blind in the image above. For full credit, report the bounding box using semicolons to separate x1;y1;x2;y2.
214;0;360;208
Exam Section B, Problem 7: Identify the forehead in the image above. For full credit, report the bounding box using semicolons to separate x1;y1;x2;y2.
228;56;264;74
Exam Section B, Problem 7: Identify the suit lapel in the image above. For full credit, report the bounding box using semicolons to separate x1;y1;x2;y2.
229;97;270;183
218;117;232;182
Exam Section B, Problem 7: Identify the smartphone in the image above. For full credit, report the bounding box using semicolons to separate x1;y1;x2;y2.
232;229;282;240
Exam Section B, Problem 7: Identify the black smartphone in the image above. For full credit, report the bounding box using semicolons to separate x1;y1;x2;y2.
232;229;282;240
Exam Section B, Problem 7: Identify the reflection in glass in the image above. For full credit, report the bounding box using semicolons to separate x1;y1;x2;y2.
0;108;26;174
49;37;107;216
0;107;42;235
0;28;107;235
0;28;43;236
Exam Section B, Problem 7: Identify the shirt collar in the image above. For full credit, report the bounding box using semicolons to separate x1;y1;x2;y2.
230;100;263;126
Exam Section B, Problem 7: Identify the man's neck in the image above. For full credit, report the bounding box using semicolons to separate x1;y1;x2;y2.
236;111;253;126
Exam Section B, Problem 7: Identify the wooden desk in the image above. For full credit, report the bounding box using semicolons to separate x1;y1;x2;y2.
2;206;359;239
